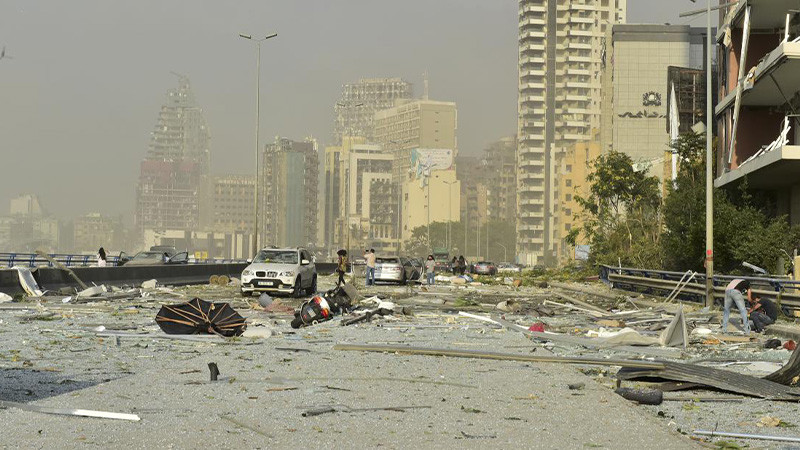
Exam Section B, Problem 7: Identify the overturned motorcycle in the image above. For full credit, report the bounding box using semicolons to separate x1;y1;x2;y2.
290;283;358;328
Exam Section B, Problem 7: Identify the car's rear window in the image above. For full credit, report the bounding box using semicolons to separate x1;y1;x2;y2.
376;257;400;264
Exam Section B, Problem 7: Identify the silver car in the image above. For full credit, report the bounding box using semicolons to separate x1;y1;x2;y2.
240;247;316;297
374;256;423;284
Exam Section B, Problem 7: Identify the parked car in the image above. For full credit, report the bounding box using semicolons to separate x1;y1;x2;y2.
374;256;423;284
497;262;522;273
240;247;316;297
120;250;189;266
434;260;452;273
472;261;498;276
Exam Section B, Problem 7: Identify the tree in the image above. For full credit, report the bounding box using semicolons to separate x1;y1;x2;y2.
661;132;800;274
571;150;663;268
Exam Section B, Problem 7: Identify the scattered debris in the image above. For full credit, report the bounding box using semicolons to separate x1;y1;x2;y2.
208;362;220;381
301;405;431;417
155;298;247;337
76;285;107;299
141;279;158;289
568;382;585;390
0;292;12;303
693;430;800;444
0;400;140;421
614;388;663;405
12;267;44;297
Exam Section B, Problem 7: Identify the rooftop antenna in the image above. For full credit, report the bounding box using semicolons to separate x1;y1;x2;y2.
0;46;13;60
423;69;429;100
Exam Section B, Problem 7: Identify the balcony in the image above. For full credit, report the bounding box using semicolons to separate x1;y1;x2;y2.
715;145;800;189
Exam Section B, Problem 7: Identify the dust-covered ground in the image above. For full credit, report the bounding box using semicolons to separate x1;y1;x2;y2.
0;275;798;449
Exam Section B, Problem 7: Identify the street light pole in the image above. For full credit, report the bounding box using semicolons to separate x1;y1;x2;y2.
681;1;732;307
498;243;507;262
443;180;457;255
239;32;277;257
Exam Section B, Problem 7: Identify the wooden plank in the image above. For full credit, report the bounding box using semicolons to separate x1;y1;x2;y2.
334;343;666;370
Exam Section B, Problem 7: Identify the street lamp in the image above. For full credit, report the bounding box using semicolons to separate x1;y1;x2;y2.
336;101;364;257
239;32;277;257
680;1;736;307
498;243;507;263
443;180;457;254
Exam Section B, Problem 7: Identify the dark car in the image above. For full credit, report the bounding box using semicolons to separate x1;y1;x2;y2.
119;250;189;266
472;261;497;276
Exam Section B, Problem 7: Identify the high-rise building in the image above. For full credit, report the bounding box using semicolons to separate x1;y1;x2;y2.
374;98;458;243
135;75;210;236
517;0;626;266
554;129;601;262
483;136;518;224
602;24;708;183
202;175;255;234
333;78;413;143
260;137;319;248
73;213;117;253
324;141;397;253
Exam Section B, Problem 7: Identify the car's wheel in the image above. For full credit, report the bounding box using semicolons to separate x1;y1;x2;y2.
292;277;303;297
400;271;407;285
306;275;317;295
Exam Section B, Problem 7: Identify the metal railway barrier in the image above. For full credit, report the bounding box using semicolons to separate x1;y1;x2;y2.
600;265;800;313
0;252;247;268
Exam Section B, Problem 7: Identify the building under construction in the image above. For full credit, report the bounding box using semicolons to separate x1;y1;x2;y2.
333;78;413;144
135;75;210;238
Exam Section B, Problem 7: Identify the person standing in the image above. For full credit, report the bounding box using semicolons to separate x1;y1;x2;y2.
97;247;107;267
451;256;457;274
457;255;466;275
425;255;436;285
749;296;779;333
364;249;376;286
722;278;752;334
336;249;348;287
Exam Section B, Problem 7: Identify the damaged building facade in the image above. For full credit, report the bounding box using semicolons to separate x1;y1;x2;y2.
714;0;800;225
333;78;413;144
516;0;627;266
260;137;319;249
134;75;210;241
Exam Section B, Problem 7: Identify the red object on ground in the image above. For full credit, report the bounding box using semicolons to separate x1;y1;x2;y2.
528;323;546;332
784;340;797;351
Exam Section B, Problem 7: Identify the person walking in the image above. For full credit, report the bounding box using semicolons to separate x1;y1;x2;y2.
97;247;107;267
364;248;376;286
336;249;348;287
749;296;779;333
722;278;752;334
425;255;436;285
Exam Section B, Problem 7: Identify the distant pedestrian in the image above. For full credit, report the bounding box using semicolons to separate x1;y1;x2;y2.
97;247;107;267
336;249;348;287
364;248;376;286
722;278;752;334
425;255;436;285
451;256;457;274
749;296;779;333
457;255;466;275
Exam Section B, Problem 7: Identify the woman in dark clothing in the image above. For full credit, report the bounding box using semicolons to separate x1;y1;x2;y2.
336;249;348;287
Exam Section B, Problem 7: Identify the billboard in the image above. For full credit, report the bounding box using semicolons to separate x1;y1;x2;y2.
411;148;454;181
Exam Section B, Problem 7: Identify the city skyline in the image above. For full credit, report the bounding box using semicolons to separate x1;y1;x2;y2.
0;1;704;221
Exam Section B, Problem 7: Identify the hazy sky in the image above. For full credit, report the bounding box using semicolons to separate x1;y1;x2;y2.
0;1;712;221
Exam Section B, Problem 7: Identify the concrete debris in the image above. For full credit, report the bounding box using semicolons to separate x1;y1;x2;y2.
141;279;158;289
258;293;273;308
658;306;688;350
12;267;44;297
76;285;107;299
0;292;12;303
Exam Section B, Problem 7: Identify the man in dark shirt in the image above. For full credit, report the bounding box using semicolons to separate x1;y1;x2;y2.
749;297;779;333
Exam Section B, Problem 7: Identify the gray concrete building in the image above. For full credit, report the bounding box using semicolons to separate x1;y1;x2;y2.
602;24;709;182
333;78;413;144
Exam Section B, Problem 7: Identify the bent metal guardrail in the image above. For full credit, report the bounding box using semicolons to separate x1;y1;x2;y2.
599;265;800;311
0;252;248;268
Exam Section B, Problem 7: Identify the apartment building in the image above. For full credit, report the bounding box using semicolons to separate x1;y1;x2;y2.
333;78;413;144
714;1;800;224
517;0;626;266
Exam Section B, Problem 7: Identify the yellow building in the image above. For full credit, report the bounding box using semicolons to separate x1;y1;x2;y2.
403;168;460;241
554;130;601;263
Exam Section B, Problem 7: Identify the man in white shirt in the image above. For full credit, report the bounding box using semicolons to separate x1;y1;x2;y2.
364;249;376;286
